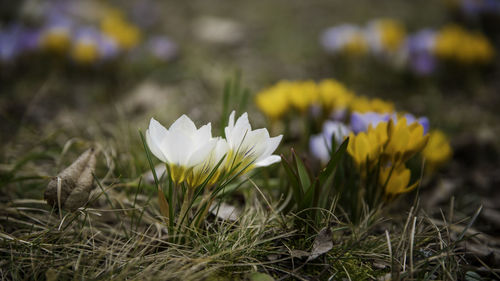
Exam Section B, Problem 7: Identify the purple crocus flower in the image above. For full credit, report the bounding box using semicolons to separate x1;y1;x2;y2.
350;112;391;133
410;52;436;75
97;35;119;60
310;121;351;163
0;26;21;61
483;0;500;13
147;36;178;61
72;27;119;61
461;0;484;17
405;30;437;75
18;29;41;52
407;30;435;53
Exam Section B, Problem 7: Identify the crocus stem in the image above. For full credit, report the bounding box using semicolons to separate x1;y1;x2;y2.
195;188;215;228
176;187;194;233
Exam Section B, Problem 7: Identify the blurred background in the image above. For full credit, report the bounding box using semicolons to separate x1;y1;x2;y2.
1;0;500;233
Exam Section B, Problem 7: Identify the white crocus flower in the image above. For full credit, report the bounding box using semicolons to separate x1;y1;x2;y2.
224;111;282;174
188;137;229;187
146;115;217;185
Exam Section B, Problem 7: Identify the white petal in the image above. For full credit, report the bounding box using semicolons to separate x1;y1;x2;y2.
214;138;229;162
255;155;281;167
148;118;169;145
234;112;251;131
228;111;236;128
225;112;251;147
146;128;168;163
187;138;217;167
242;128;268;157
169;115;197;135
165;130;193;166
262;134;282;158
197;123;212;142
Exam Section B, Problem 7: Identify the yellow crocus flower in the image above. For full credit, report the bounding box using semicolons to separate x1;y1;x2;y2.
347;122;388;167
255;82;290;120
40;28;71;53
101;13;140;49
422;130;452;172
349;96;394;114
289;80;318;112
345;33;368;55
71;40;99;64
384;118;429;164
434;25;494;64
317;79;354;111
378;19;406;52
379;165;418;195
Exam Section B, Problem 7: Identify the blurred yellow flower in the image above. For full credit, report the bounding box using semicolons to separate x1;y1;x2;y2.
422;130;452;172
71;40;98;64
289;80;318;112
40;28;71;53
344;33;368;55
318;79;354;111
101;13;140;49
384;118;429;164
379;165;418;195
255;81;291;120
349;96;394;113
374;19;406;52
434;25;494;64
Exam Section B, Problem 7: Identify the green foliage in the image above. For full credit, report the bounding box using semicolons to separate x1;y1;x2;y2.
281;138;348;227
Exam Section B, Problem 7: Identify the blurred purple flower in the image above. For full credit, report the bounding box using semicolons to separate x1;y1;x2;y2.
461;0;484;17
45;7;74;30
405;30;437;75
147;36;178;61
0;26;22;61
19;29;41;51
407;30;435;53
73;27;119;60
483;0;500;13
310;121;351;163
98;35;119;59
350;112;390;133
409;52;436;75
0;25;40;61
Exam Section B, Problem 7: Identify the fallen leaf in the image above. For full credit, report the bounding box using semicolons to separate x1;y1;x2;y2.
209;202;241;221
290;249;309;258
45;268;59;281
423;179;457;209
44;148;97;211
143;163;167;184
308;226;333;261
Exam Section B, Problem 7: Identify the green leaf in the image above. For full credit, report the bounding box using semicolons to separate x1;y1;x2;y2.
465;271;483;281
318;138;349;188
281;154;303;204
292;149;311;194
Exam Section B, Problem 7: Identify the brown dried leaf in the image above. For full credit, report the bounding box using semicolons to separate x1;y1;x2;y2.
308;226;333;261
44;148;97;211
